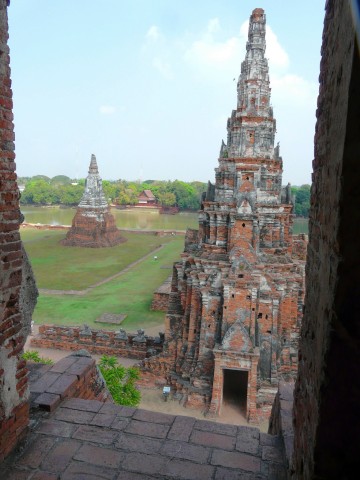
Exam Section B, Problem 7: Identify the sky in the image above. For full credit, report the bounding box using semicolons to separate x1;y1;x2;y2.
8;1;325;185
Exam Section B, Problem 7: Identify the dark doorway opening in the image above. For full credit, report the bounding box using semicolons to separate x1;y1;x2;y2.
222;369;248;417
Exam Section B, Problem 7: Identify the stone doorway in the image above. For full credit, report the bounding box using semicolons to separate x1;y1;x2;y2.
222;368;248;418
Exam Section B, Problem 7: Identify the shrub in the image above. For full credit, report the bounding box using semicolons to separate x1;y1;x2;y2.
22;350;54;365
99;355;141;407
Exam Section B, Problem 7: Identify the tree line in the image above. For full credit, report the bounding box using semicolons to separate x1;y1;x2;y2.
18;175;311;216
18;175;207;211
291;184;310;217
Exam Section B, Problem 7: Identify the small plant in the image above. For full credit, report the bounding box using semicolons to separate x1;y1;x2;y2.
22;350;54;365
99;355;141;407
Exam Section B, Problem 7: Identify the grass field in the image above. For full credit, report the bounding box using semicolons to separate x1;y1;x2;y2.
21;228;184;331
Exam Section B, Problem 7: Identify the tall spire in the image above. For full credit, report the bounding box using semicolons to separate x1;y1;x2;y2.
88;154;99;174
222;7;276;163
62;154;126;247
79;154;108;209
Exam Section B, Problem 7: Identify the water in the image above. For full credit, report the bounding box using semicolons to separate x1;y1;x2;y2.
21;206;309;234
21;206;198;231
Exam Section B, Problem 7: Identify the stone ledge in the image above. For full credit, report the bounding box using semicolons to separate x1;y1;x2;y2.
268;380;294;469
28;351;110;410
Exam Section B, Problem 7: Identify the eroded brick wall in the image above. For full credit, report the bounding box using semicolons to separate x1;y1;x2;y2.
31;325;164;360
0;0;29;461
292;1;359;478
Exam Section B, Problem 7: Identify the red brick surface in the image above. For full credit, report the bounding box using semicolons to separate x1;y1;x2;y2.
0;362;287;479
142;7;306;424
31;324;163;360
0;0;30;462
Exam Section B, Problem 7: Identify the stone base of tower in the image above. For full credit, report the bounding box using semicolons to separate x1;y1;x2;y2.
61;210;126;248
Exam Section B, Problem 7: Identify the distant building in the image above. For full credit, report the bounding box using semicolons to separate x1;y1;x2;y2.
137;190;156;206
61;154;126;248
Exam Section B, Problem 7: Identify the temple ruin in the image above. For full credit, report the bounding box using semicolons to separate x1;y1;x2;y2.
143;8;307;423
61;154;126;248
2;1;359;477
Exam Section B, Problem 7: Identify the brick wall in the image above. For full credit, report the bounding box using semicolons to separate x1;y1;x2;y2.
292;0;360;478
31;325;164;360
0;0;31;462
29;352;112;413
151;276;171;311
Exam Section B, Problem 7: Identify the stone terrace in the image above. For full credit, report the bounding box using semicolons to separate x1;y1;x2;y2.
0;356;287;480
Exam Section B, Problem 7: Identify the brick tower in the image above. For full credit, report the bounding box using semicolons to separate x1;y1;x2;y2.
62;154;126;247
143;8;307;423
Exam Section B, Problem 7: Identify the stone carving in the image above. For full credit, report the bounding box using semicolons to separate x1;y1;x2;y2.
61;154;126;248
115;328;128;341
79;324;92;337
142;8;307;424
133;329;146;343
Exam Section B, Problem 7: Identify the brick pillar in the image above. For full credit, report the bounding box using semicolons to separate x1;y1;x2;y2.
247;352;260;423
209;213;217;245
216;214;227;247
187;281;200;347
0;0;30;461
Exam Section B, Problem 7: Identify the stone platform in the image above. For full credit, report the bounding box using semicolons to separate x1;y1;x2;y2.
0;355;287;479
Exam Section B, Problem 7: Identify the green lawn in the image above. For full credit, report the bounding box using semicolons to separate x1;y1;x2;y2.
21;228;184;331
21;229;178;290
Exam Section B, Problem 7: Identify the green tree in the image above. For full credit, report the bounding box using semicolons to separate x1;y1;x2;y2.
22;350;53;365
158;191;176;206
58;184;84;205
99;356;141;407
21;179;59;205
50;175;72;186
170;180;201;210
292;184;311;217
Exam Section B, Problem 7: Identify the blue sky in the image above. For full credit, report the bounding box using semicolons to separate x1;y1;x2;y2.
8;1;325;185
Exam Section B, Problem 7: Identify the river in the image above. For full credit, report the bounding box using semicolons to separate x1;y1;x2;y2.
20;206;308;234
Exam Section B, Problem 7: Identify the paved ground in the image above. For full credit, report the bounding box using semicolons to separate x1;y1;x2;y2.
0;398;286;479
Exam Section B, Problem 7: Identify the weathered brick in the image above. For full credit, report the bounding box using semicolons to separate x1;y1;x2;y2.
195;419;237;436
40;439;82;473
125;419;170;439
167;415;196;442
122;452;166;476
115;432;163;454
160;458;215;480
161;439;210;463
74;444;124;468
37;419;77;438
63;461;117;480
62;397;103;413
132;409;175;425
236;426;260;455
54;407;95;424
211;449;261;472
72;424;119;444
190;429;235;450
17;434;56;468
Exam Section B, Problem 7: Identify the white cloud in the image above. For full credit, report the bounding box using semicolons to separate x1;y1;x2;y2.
99;105;116;115
265;26;289;71
152;57;173;80
207;18;220;34
146;25;160;41
184;18;241;69
271;74;318;106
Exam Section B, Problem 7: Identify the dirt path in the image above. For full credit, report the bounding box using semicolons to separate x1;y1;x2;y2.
38;244;164;296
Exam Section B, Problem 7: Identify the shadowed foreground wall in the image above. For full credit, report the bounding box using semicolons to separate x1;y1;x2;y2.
292;0;360;478
0;0;32;461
